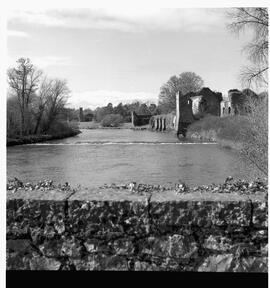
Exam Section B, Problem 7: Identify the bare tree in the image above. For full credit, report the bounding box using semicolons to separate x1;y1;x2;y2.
239;95;268;175
227;8;268;87
7;58;42;136
158;75;179;112
43;79;70;132
32;77;53;134
178;72;204;95
158;72;204;113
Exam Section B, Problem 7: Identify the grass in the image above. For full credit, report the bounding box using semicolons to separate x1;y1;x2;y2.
186;114;251;150
7;120;81;146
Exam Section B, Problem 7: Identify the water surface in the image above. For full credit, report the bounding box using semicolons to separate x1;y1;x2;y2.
7;129;261;188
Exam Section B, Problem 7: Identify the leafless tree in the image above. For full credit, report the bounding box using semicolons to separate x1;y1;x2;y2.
158;72;204;113
227;8;268;87
158;75;179;112
43;79;70;132
178;72;204;95
239;95;268;175
7;58;42;136
32;77;53;134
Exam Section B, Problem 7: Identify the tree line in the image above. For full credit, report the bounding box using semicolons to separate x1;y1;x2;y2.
66;101;161;125
7;58;76;139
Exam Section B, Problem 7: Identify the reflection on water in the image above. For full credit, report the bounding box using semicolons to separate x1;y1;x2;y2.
7;129;262;188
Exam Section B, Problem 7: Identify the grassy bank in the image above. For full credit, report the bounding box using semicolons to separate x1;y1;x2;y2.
186;115;250;150
186;107;268;177
7;122;81;146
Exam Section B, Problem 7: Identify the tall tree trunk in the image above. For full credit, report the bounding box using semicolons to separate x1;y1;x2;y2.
20;111;24;137
34;111;43;134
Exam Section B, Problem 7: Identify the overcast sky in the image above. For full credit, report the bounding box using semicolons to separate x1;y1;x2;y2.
7;8;255;109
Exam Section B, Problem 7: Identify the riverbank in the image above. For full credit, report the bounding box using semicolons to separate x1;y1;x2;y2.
186;115;248;150
7;129;81;146
7;177;268;197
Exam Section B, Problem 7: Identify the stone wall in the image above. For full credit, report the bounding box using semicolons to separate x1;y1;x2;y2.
150;113;176;131
187;87;222;119
7;188;267;271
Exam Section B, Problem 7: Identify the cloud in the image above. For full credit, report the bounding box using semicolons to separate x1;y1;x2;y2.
8;8;227;33
68;90;158;109
7;30;29;37
7;55;71;68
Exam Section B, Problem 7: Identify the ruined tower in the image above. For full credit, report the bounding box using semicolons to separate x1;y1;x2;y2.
79;107;84;122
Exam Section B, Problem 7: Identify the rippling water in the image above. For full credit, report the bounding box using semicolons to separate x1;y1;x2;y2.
7;129;261;188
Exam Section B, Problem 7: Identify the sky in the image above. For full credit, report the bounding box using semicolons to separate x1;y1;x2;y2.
7;7;256;109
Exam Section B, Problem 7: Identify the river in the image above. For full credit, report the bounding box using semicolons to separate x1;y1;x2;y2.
7;129;262;188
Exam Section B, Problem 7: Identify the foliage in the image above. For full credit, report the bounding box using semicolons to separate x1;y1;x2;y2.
158;72;204;113
92;101;159;123
187;96;268;175
7;58;42;136
7;58;75;140
187;114;249;142
101;114;124;127
230;88;260;114
178;72;204;95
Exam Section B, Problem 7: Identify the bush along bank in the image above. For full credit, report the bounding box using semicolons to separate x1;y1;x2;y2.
7;127;81;146
186;115;252;150
6;178;267;271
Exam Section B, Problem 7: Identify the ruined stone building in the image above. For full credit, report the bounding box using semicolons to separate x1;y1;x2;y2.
149;113;176;132
149;87;224;135
174;87;223;135
79;107;84;122
220;98;233;117
134;87;260;136
220;88;260;117
131;111;152;126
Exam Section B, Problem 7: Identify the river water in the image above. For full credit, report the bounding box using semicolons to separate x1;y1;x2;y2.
7;129;261;188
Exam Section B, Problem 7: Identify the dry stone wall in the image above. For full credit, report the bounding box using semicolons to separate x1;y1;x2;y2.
6;188;268;271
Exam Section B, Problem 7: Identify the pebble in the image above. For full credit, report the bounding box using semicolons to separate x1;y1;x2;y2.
7;177;268;196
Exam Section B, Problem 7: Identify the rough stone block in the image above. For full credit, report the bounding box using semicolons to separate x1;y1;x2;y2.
140;234;197;260
29;255;61;270
67;199;149;237
252;201;268;227
203;235;233;252
198;254;234;272
233;257;268;272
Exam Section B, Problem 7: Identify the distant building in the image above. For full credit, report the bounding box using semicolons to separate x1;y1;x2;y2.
84;113;94;122
131;111;152;126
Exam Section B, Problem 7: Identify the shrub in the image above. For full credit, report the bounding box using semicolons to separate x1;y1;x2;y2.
101;114;124;127
239;97;268;175
187;97;268;176
188;114;250;142
47;120;80;137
